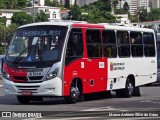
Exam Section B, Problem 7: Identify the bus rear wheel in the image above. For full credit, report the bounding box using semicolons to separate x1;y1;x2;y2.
116;78;134;98
65;81;80;104
17;96;31;104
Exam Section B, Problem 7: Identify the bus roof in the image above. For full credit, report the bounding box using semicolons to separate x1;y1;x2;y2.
18;21;154;33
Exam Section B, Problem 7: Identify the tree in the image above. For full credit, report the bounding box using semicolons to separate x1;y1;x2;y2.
0;0;7;9
45;0;59;7
0;17;6;25
6;0;17;9
0;24;5;46
69;5;81;20
17;0;28;9
64;0;70;8
112;0;118;13
123;2;129;13
139;9;147;22
11;11;33;26
5;23;19;44
35;10;48;22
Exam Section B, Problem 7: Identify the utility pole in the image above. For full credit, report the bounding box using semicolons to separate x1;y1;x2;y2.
33;0;35;23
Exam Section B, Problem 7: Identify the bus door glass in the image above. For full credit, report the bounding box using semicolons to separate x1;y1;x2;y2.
85;29;107;92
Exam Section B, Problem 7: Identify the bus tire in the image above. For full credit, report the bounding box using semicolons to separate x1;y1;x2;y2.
123;78;134;97
116;78;134;98
133;86;141;96
65;81;80;104
17;96;30;104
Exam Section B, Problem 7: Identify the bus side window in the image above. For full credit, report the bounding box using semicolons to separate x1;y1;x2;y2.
143;33;155;57
65;29;83;65
86;29;102;58
102;30;117;58
117;31;130;57
130;32;143;57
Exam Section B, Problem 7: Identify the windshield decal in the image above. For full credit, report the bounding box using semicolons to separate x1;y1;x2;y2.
32;37;39;45
22;30;62;37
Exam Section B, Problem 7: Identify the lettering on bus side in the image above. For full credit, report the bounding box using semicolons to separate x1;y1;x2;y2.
110;62;125;71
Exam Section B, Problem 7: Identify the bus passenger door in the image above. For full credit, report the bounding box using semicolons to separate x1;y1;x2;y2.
83;29;107;93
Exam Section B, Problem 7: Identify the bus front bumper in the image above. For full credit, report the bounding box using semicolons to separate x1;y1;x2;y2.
2;77;63;96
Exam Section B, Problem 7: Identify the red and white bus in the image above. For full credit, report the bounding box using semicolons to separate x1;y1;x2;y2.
2;21;157;104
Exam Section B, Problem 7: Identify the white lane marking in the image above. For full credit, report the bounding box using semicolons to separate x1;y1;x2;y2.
141;100;160;105
23;117;101;120
81;106;127;111
0;85;3;87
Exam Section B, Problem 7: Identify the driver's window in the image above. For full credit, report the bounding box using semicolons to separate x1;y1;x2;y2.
65;28;83;65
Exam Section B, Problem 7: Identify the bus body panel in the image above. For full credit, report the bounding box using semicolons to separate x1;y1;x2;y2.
3;77;62;96
107;57;157;90
63;58;108;96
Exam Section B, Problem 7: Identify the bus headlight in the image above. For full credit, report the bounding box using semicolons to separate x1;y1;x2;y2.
46;68;59;80
3;70;11;80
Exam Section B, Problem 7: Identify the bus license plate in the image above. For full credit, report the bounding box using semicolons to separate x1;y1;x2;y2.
21;91;32;96
28;72;42;76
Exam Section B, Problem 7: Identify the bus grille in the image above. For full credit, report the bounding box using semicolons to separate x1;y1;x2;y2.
29;76;43;80
13;76;28;81
15;85;40;91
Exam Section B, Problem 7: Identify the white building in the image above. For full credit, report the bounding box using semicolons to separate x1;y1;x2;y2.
0;9;22;26
138;0;151;12
24;6;61;21
116;0;138;15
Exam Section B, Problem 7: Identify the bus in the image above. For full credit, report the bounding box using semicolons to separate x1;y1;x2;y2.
157;33;160;82
2;21;157;104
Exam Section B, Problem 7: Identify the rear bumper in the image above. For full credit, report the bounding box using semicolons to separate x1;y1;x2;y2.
2;77;63;96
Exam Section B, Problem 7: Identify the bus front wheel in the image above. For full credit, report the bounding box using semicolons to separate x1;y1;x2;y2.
65;81;80;104
17;96;31;104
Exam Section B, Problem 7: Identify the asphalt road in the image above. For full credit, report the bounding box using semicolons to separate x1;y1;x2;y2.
0;83;160;120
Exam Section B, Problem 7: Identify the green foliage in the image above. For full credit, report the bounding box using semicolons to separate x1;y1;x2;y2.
123;2;129;12
0;25;5;45
5;23;19;44
69;5;81;20
0;46;5;55
11;11;33;26
35;10;48;22
139;9;148;22
115;8;127;14
6;0;17;9
16;0;28;9
0;0;7;9
45;0;59;7
64;0;70;8
0;17;6;25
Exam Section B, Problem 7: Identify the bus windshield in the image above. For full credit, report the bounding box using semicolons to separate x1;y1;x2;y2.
6;25;68;64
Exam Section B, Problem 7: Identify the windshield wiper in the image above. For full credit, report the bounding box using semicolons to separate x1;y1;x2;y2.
13;47;28;64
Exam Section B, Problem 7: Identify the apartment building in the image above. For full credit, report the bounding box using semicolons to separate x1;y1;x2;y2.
116;0;138;15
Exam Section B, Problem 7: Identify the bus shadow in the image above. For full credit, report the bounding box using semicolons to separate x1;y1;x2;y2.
0;92;117;105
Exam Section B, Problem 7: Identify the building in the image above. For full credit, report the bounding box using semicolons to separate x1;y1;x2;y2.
76;0;97;6
24;6;61;21
116;0;138;15
0;9;22;26
138;0;151;12
150;0;159;9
